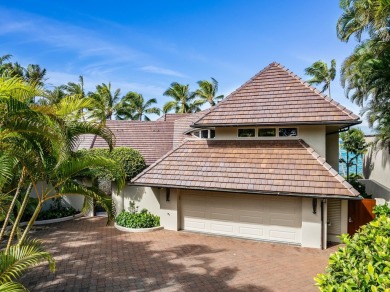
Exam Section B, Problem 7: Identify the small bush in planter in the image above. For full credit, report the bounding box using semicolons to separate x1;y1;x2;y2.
115;202;160;229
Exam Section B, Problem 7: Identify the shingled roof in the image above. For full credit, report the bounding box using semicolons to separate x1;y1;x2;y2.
193;62;360;127
77;120;175;165
132;139;360;198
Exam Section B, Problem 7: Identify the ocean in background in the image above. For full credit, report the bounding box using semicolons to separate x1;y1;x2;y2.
339;140;363;177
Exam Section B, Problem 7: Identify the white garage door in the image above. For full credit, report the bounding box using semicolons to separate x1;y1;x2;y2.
181;191;302;245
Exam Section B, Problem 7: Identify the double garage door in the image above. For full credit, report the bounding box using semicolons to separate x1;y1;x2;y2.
181;191;302;245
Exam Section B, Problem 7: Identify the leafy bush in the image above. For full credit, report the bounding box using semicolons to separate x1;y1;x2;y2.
373;203;390;217
115;209;160;229
76;147;145;181
21;197;78;221
315;216;390;291
348;175;370;198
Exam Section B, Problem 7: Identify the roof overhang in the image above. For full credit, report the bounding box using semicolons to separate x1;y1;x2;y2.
191;120;362;129
130;182;362;200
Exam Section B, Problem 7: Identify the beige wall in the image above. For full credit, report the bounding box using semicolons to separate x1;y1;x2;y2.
112;184;160;216
214;125;327;158
159;188;180;230
364;136;390;190
326;132;339;171
301;198;324;249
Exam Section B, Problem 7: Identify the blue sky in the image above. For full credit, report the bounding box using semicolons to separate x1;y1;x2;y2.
1;1;367;127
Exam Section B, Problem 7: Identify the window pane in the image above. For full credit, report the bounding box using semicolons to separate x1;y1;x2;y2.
238;129;255;137
193;131;200;137
279;128;298;137
210;129;215;138
258;128;276;137
201;130;209;138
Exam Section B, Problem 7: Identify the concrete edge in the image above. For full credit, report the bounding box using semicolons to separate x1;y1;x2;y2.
114;223;163;233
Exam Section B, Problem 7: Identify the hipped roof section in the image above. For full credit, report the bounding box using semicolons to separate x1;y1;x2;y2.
192;62;360;128
132;139;360;199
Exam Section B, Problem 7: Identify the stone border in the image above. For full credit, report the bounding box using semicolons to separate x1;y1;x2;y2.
18;213;84;227
114;223;163;233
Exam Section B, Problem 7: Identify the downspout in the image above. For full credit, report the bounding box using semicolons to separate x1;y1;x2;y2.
321;200;324;250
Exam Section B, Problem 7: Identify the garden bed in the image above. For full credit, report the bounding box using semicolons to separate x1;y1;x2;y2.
114;223;163;233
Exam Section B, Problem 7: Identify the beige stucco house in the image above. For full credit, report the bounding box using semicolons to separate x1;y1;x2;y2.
81;62;362;249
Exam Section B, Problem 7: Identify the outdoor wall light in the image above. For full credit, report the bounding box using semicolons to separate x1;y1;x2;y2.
312;198;318;214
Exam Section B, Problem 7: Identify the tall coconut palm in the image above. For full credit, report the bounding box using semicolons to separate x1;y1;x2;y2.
117;92;160;121
337;0;390;42
89;82;122;121
163;82;202;113
25;64;47;87
195;78;224;106
304;59;336;97
65;75;86;99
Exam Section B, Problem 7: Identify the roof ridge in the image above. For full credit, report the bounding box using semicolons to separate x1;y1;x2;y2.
131;139;191;183
192;62;278;126
298;139;360;197
276;63;360;120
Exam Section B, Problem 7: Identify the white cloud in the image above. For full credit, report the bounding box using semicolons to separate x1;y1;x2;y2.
140;65;186;78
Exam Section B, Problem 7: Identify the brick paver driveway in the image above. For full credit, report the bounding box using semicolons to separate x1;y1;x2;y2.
21;217;336;291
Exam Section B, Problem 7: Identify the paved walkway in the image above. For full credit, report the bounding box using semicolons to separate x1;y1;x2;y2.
21;217;336;291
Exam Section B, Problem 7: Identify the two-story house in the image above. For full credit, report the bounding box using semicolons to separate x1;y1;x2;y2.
83;62;361;249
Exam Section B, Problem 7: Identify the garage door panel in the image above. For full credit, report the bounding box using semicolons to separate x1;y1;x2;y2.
238;214;264;225
210;210;234;221
211;223;234;233
269;229;298;241
181;191;302;245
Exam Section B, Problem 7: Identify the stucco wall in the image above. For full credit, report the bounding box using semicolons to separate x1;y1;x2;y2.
214;125;327;158
363;136;390;190
301;198;324;249
112;184;160;216
326;132;339;171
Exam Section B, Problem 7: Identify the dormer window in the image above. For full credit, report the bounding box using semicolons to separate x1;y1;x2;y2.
238;128;256;137
258;128;276;137
279;128;298;137
191;129;215;139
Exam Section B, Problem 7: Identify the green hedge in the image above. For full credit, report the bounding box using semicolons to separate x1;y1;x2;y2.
76;147;145;181
115;209;160;229
315;209;390;291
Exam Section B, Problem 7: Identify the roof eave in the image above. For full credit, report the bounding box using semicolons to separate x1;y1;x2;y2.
129;182;362;200
191;120;361;128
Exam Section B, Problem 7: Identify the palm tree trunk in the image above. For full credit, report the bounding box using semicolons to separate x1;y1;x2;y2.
18;201;43;246
5;183;32;253
0;167;26;242
328;83;331;97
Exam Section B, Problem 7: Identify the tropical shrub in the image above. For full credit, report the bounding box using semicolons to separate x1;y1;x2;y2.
373;203;390;217
77;147;145;181
0;239;55;291
315;215;390;291
115;205;160;229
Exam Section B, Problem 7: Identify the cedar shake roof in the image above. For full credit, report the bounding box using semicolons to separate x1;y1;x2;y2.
173;111;209;148
78;120;175;165
132;139;360;198
193;62;360;127
157;113;191;122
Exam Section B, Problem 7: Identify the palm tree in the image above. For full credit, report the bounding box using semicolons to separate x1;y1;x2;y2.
89;82;122;121
25;64;47;86
304;59;336;97
163;82;202;113
117;92;160;121
337;0;390;42
195;78;224;106
0;239;55;290
0;75;125;248
65;75;86;99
